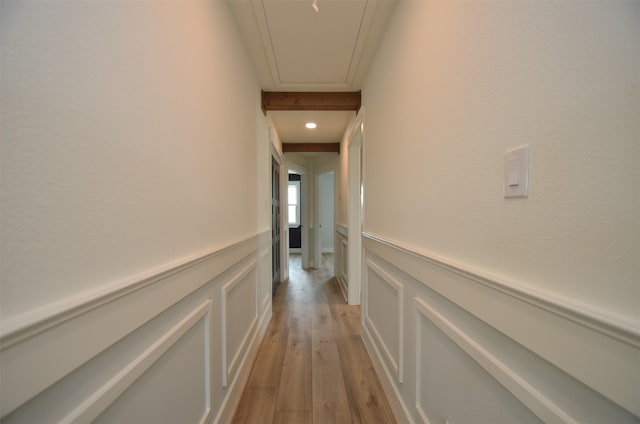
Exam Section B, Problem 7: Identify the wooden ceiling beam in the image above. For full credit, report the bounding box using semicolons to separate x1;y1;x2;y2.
261;91;361;115
282;143;340;153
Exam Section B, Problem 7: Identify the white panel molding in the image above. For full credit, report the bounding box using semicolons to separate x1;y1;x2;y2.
262;294;271;315
62;300;214;424
363;233;640;416
414;296;575;424
220;260;258;388
0;232;265;348
362;325;414;424
258;247;272;315
363;233;639;346
364;258;404;383
336;224;348;238
213;300;271;424
0;231;268;417
335;227;349;302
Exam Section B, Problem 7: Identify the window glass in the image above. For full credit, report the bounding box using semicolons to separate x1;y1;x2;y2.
287;181;300;226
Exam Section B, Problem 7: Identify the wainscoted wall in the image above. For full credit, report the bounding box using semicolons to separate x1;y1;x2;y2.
335;224;349;302
0;232;272;424
362;233;640;424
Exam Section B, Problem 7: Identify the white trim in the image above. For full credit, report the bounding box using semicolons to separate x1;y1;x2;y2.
220;260;258;387
347;107;366;149
335;233;349;303
363;232;640;417
0;233;265;349
363;232;639;347
0;232;268;417
365;258;404;383
362;325;415;424
61;300;213;424
250;1;377;90
346;108;365;305
270;133;287;284
213;303;272;424
287;180;301;227
336;224;348;238
414;296;576;424
286;162;311;269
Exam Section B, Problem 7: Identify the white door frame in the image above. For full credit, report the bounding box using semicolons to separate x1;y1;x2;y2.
269;129;287;282
286;161;311;269
314;163;336;270
347;109;365;305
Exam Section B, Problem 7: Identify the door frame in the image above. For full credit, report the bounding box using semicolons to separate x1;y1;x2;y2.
346;108;365;305
314;164;336;270
270;129;287;283
286;161;311;269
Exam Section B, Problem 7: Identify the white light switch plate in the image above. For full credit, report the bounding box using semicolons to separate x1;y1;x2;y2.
504;145;530;198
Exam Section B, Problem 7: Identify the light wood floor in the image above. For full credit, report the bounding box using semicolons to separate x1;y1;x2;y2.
231;254;396;424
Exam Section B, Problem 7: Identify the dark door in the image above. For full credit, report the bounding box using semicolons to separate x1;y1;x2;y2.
272;157;280;295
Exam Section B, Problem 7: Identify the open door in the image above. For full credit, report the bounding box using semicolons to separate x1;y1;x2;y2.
272;156;281;295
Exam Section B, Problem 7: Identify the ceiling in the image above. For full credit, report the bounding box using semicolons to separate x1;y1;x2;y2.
269;110;353;143
230;0;396;145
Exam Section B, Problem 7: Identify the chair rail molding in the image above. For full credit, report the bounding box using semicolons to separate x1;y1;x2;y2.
0;231;272;422
361;232;640;421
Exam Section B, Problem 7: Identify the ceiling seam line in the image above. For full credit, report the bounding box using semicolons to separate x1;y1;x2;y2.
262;0;283;85
344;0;370;85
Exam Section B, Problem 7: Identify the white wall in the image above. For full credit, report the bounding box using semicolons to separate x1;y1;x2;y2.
1;1;272;421
363;0;639;323
360;1;640;422
319;172;335;252
336;120;352;227
1;0;261;320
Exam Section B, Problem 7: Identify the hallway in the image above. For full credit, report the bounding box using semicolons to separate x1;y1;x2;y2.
231;254;395;424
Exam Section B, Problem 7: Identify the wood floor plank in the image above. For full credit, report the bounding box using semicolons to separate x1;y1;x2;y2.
273;411;312;424
312;291;352;423
338;335;395;424
231;254;396;424
275;315;312;412
246;290;290;388
327;279;396;424
312;334;352;423
231;388;276;424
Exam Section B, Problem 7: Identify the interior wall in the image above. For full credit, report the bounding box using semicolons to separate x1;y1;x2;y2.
1;0;264;321
1;2;272;421
362;0;640;320
319;172;335;252
336;118;352;227
359;2;639;421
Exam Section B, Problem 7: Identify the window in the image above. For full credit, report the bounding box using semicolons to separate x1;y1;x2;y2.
288;181;300;226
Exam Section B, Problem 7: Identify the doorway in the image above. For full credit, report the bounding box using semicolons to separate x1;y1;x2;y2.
346;112;364;305
315;171;335;271
272;156;281;295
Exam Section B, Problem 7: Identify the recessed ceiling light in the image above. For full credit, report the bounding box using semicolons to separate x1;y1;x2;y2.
305;122;317;129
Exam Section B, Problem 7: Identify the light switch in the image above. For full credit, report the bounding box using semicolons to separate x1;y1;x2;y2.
504;145;529;198
508;172;519;187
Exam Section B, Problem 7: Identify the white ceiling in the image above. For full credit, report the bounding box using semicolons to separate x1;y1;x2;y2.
269;110;354;143
230;0;396;144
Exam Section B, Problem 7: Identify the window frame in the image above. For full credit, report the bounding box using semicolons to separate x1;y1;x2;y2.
287;180;301;227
